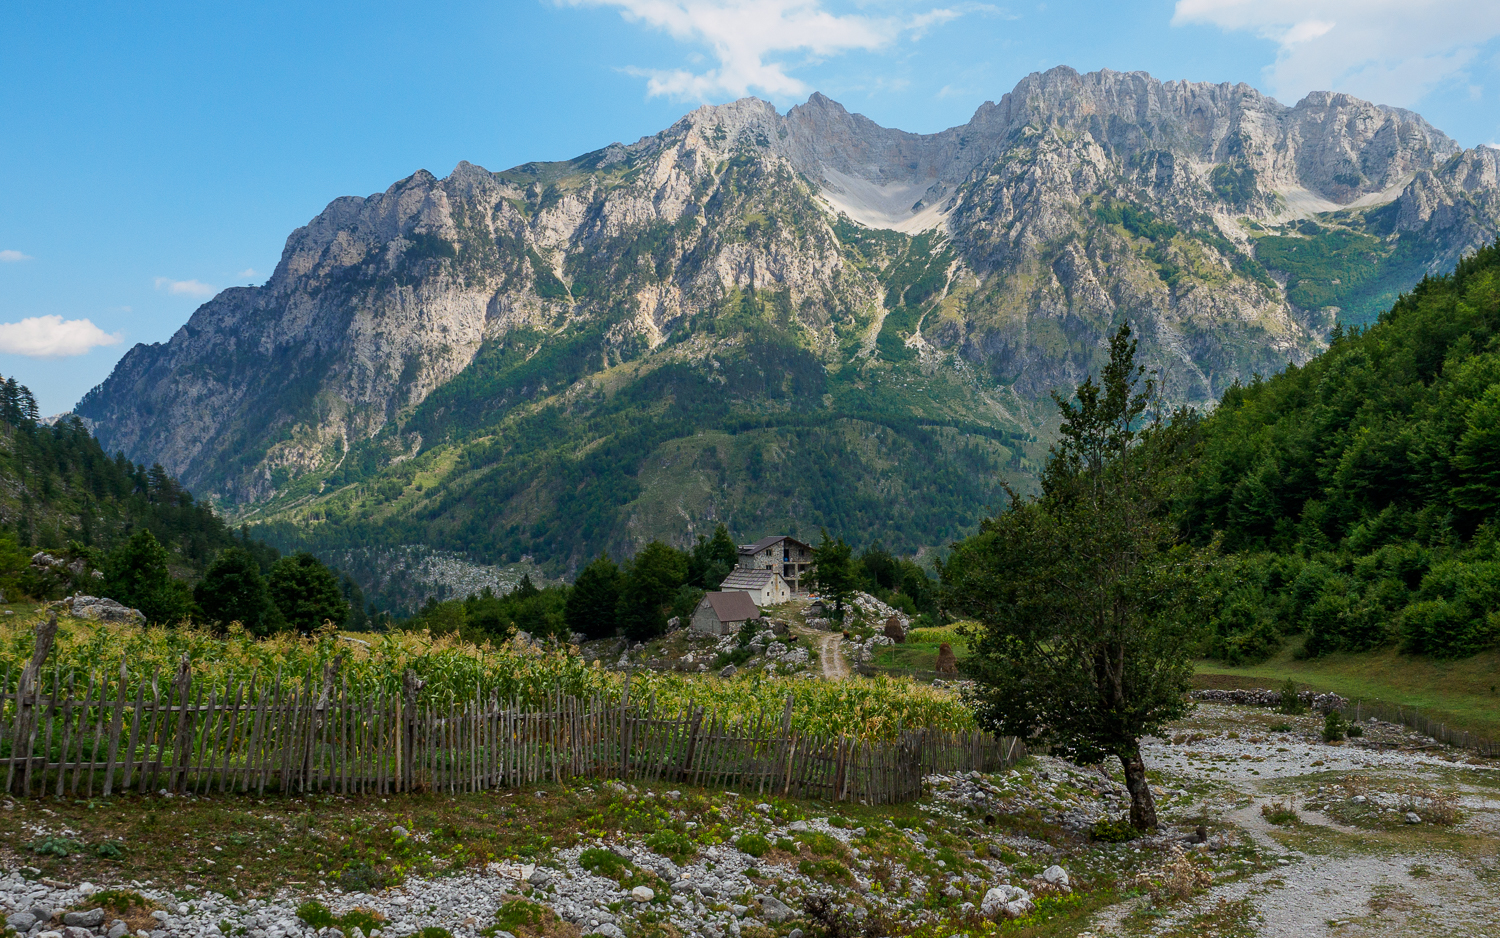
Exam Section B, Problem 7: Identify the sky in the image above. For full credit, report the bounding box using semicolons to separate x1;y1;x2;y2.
3;0;1498;417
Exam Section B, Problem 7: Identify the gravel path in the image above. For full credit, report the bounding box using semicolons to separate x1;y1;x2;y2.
816;631;848;680
1087;703;1500;938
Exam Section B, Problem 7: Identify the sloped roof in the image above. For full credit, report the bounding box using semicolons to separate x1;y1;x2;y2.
705;591;761;623
720;568;781;590
737;535;811;555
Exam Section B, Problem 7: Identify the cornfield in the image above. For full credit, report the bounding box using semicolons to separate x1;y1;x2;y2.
0;613;974;739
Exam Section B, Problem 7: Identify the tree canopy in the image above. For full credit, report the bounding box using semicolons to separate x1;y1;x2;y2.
1183;239;1500;661
945;324;1212;829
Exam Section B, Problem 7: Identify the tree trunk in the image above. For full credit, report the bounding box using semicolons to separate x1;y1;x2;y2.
1119;744;1158;829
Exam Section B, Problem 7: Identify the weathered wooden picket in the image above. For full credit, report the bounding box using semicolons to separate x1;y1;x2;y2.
0;616;1022;801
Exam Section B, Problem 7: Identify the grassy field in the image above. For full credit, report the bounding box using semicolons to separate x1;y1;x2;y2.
1194;640;1500;739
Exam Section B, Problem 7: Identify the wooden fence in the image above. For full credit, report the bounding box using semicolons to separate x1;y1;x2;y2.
0;616;1023;801
1339;697;1498;758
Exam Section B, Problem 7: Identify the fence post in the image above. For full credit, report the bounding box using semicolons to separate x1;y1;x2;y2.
171;655;193;794
8;613;57;796
401;669;423;792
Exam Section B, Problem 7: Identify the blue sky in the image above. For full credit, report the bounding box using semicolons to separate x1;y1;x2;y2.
3;0;1498;416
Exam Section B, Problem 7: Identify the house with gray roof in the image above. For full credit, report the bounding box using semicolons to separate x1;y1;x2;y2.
718;567;791;605
733;535;814;596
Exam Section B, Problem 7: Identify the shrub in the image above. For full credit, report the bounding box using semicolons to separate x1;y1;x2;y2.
1268;722;1292;733
1323;710;1348;743
645;829;696;864
1088;818;1140;843
578;847;632;882
1132;846;1213;903
338;862;389;893
1277;678;1306;715
493;900;545;934
29;837;85;858
776;837;796;852
297;903;337;930
798;831;841;856
1347;724;1364;738
798;858;852;882
1259;801;1298;825
736;833;770;858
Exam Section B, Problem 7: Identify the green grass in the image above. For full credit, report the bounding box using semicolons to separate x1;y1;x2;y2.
871;640;969;672
1194;643;1500;739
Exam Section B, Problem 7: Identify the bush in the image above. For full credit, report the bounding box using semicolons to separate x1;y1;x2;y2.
578;847;632;882
297;902;338;930
1088;818;1141;843
645;829;696;864
1277;678;1306;715
797;831;841;856
736;833;770;858
493;900;545;934
1347;723;1364;738
1323;710;1348;743
1259;801;1298;825
29;836;85;858
338;862;389;893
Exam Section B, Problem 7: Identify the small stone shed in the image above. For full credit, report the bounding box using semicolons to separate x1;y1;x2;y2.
691;591;762;637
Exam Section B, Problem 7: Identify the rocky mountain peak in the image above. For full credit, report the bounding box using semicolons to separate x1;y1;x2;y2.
75;68;1500;564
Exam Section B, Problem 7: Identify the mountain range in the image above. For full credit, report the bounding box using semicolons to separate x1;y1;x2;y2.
75;66;1500;587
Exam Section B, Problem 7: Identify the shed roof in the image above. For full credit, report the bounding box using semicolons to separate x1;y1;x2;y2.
705;591;761;623
737;535;811;555
720;568;777;590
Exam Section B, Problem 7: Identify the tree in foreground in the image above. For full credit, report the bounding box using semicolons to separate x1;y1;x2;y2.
195;546;280;635
943;324;1212;829
809;529;856;619
267;553;349;633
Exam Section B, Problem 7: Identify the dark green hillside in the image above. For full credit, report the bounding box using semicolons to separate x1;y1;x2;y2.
0;375;369;628
1188;240;1500;661
1;393;244;571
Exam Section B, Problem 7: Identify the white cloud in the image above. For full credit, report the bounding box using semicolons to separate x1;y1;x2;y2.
1172;0;1500;109
154;276;217;298
238;268;258;278
0;250;33;263
0;315;122;358
564;0;965;99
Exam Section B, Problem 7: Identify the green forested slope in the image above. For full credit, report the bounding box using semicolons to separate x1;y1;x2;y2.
1187;240;1500;660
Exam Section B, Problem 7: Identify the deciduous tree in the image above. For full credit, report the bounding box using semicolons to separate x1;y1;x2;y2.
944;324;1211;829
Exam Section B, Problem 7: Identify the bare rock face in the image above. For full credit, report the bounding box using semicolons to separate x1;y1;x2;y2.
54;595;145;625
74;67;1500;558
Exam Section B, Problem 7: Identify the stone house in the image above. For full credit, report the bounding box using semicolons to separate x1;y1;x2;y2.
734;535;815;595
717;567;791;605
691;591;762;637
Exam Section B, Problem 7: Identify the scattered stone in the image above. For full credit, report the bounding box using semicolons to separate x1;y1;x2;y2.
64;910;105;928
981;886;1034;920
392;826;410;838
631;887;655;903
719;665;738;679
1406;812;1422;824
756;895;792;923
1041;865;1070;890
